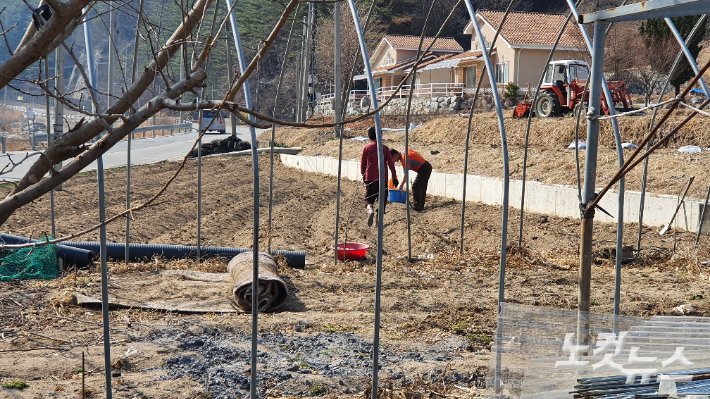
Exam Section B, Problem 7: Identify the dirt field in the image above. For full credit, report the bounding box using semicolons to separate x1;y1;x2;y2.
1;125;710;397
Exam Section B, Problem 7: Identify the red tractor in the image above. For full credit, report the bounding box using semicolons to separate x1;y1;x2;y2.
513;60;634;118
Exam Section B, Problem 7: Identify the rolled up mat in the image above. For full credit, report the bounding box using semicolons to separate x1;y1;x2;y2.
62;241;306;268
0;233;95;268
228;252;289;313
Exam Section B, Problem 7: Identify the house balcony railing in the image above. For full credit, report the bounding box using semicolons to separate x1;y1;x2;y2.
318;82;534;104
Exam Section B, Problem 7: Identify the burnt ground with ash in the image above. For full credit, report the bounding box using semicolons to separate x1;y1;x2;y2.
155;325;481;398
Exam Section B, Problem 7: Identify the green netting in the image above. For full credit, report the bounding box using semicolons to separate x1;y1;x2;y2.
0;238;58;282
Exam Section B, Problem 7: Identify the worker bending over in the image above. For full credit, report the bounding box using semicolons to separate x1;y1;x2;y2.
390;148;431;212
361;127;397;226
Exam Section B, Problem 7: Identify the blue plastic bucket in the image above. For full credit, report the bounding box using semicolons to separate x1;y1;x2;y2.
388;189;407;203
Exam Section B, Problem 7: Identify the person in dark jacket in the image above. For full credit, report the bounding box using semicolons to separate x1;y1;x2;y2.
361;127;397;226
390;148;432;211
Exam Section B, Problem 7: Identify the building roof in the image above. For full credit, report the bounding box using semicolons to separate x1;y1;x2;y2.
415;50;492;71
369;35;463;66
464;11;586;48
371;52;440;73
383;35;463;51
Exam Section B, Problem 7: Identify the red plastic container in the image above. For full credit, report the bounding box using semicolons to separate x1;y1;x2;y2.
330;242;369;261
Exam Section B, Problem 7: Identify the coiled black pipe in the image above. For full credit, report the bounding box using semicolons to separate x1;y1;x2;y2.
63;241;306;268
0;233;94;268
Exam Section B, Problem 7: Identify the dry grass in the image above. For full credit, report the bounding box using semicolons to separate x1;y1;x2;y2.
0;106;23;132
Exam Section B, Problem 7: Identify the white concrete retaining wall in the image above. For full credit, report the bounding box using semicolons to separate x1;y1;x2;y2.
279;154;710;233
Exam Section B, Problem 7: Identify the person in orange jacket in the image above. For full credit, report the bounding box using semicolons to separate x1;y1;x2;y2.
361;127;397;226
390;148;432;211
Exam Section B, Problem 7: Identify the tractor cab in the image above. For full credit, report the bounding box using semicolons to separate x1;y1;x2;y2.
543;60;590;87
541;60;590;108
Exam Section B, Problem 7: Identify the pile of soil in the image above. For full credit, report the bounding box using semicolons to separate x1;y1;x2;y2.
191;135;251;157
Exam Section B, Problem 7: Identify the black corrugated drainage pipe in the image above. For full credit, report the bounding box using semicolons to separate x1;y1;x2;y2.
0;233;94;268
62;241;306;269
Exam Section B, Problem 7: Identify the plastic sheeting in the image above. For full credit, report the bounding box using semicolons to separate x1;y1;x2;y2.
486;304;710;399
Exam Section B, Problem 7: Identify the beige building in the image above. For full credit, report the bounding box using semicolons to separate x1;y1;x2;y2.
362;35;463;89
417;11;587;91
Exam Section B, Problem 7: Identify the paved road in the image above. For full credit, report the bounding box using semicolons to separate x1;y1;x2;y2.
0;126;265;181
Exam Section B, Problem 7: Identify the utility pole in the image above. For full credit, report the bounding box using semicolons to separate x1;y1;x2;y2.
296;16;307;122
226;38;237;137
334;1;342;136
307;4;316;119
300;5;313;123
578;21;607;349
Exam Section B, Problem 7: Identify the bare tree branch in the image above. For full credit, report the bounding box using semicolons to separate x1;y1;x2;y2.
6;0;215;203
1;0;91;91
0;71;208;227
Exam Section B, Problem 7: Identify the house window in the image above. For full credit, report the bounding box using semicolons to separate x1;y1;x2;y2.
475;37;489;51
464;66;477;88
385;53;393;65
375;78;382;89
495;62;509;84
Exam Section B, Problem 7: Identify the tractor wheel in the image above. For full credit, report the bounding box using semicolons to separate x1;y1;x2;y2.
573;101;588;118
535;91;561;118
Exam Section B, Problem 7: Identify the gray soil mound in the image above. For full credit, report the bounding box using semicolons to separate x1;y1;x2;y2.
192;135;251;157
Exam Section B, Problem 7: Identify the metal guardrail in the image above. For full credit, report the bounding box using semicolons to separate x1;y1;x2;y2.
130;122;192;138
0;123;191;154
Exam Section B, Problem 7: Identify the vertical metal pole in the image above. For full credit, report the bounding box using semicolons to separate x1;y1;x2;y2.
300;6;312;122
226;2;261;397
197;106;203;260
83;9;112;398
345;1;385;397
179;45;184;125
44;56;56;237
52;44;64;229
226;40;237;137
108;8;115;109
296;21;304;122
563;0;626;325
463;2;511;394
127;0;144;265
579;20;606;348
463;0;509;311
403;0;442;260
196;2;222;262
333;0;342;264
696;182;710;246
269;6;299;254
